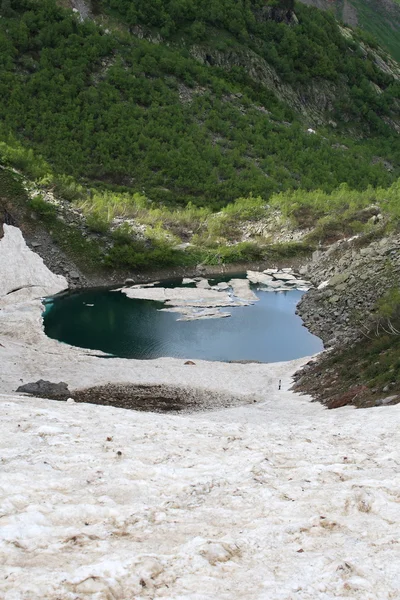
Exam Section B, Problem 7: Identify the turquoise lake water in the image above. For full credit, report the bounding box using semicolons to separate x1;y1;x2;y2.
43;279;323;363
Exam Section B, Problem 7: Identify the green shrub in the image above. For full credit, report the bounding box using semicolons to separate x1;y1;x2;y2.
29;195;57;222
86;213;110;234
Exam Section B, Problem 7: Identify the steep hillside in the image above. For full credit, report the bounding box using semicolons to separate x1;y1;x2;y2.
0;0;399;211
299;0;400;61
294;231;400;408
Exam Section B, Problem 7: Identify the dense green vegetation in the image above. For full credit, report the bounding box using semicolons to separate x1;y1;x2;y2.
0;0;398;212
348;0;400;62
270;179;400;242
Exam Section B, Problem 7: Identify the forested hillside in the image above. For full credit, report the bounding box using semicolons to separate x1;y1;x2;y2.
0;0;399;211
299;0;400;62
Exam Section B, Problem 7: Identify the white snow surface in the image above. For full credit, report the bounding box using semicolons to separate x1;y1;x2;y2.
0;225;67;297
1;394;399;600
1;225;400;598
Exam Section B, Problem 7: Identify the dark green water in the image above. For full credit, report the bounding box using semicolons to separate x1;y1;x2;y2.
43;283;323;363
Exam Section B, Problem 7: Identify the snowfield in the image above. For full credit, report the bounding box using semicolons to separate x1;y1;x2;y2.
1;224;400;599
1;394;399;600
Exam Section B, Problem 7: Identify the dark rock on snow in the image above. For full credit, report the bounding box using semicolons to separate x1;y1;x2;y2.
16;380;70;399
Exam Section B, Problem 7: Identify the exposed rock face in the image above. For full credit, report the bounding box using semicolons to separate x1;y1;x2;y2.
297;233;400;346
68;0;92;20
253;3;297;26
190;44;341;126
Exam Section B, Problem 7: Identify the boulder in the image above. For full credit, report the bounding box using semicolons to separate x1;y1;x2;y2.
375;395;399;406
16;380;70;399
328;272;350;287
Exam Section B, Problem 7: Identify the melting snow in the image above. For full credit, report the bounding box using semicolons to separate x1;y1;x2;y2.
0;394;399;599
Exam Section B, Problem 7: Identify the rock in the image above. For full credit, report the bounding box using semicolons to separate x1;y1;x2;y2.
124;278;135;285
263;268;278;275
328;272;350;287
184;360;196;365
31;242;42;248
69;271;80;280
16;380;70;399
293;280;311;287
272;272;296;281
375;395;398;406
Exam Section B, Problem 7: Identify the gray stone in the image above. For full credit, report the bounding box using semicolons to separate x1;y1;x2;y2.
375;395;398;406
69;271;80;279
16;380;70;399
195;264;207;274
328;272;350;287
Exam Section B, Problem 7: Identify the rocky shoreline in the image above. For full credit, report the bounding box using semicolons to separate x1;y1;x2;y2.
294;231;400;408
297;232;400;346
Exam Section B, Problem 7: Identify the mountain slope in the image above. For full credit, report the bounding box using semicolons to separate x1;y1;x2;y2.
0;0;399;211
298;0;400;61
